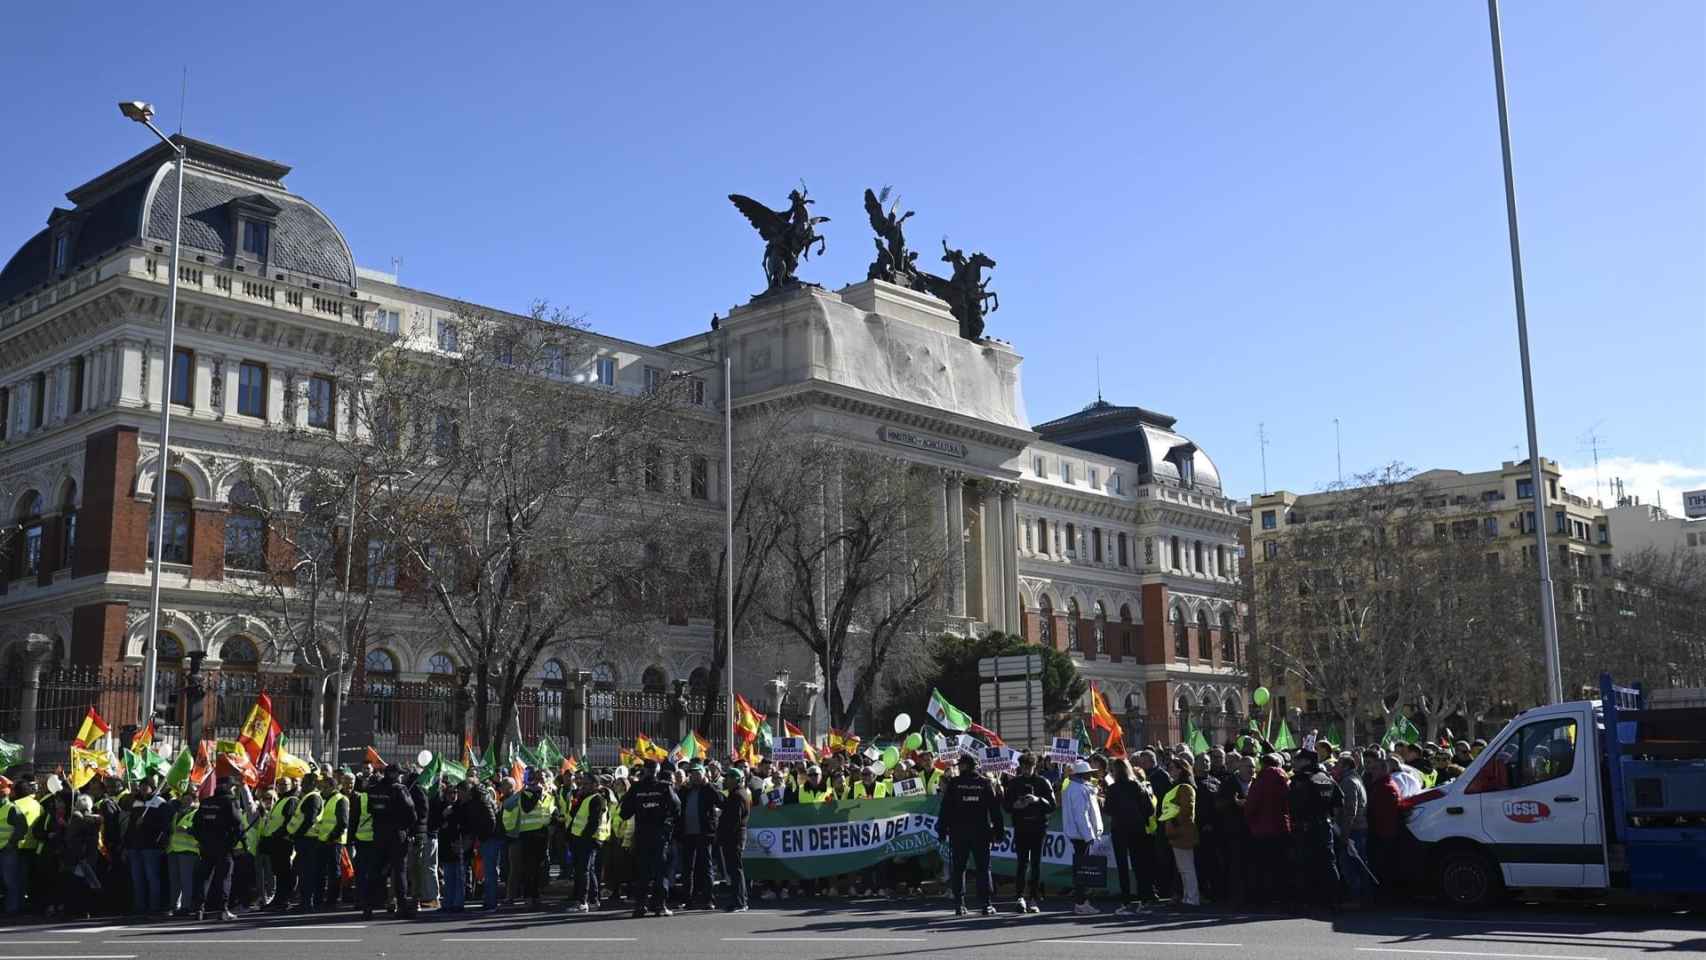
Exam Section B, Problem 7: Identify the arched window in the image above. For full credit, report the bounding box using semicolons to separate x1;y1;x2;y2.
220;635;259;666
1038;595;1054;646
16;491;44;578
688;666;710;695
426;652;456;676
1092;601;1107;655
1117;603;1134;657
1197;609;1211;659
541;659;567;684
641;665;667;694
592;662;617;691
224;482;266;571
149;472;193;564
538;659;566;735
364;648;398;675
60;482;78;572
1172;607;1188;659
155;631;185;665
1220;610;1239;665
1066;598;1081;652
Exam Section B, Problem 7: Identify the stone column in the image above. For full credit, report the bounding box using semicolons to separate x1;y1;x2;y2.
1000;484;1020;633
945;471;966;619
222;355;243;420
571;670;592;757
16;635;54;762
193;353;215;418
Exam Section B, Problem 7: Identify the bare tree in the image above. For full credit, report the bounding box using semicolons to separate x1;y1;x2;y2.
341;302;707;761
757;441;949;728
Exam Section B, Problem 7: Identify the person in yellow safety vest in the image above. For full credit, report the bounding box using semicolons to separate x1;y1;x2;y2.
605;773;633;906
1159;755;1201;907
166;792;201;916
566;771;611;911
503;776;551;908
257;786;295;911
302;776;350;913
914;752;944;795
791;766;835;806
349;784;376;914
852;765;891;800
1;775;46;915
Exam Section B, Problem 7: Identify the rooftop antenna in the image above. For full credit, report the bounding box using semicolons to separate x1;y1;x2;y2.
1258;421;1270;494
1095;355;1103;404
178;66;187;135
390;256;403;283
1334;417;1343;484
1579;423;1608;504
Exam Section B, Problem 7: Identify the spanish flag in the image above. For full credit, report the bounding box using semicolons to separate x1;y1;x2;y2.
236;693;278;763
782;720;818;762
733;693;766;743
1089;682;1126;756
72;706;110;749
131;720;155;751
827;728;860;756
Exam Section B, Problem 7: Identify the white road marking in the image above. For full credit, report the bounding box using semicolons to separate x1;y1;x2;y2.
0;955;136;960
1411;918;1598;929
101;938;362;945
440;941;641;948
0;941;85;945
1357;948;1605;960
1039;940;1245;947
721;938;930;943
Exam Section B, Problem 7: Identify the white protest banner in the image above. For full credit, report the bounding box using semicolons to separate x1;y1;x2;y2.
979;745;1017;773
1047;737;1079;762
956;734;987;759
893;777;924;797
774;736;807;763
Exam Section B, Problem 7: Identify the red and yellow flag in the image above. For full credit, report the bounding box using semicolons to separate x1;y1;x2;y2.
131;720;155;751
236;693;276;762
1089;682;1126;756
364;746;386;769
733;694;766;743
782;720;818;762
72;706;110;749
634;733;668;762
827;728;860;755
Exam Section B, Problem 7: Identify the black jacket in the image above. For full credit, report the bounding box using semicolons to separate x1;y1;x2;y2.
1103;778;1154;834
438;800;466;863
193;790;243;851
1003;774;1057;835
1288;768;1341;830
462;788;498;841
716;787;750;847
408;782;430;834
368;778;416;835
676;784;723;839
123;795;172;850
618;778;681;839
936;772;1004;844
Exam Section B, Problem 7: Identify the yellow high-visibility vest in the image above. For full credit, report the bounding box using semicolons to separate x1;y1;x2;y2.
11;796;43;852
852;781;890;799
569;794;611;842
309;793;349;844
352;793;374;843
796;786;834;805
260;797;295;838
518;792;553;833
1159;785;1190;823
0;799;15;848
168;807;200;856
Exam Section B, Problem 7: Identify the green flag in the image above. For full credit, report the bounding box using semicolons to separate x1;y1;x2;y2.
1381;714;1421;749
514;738;542;770
420;751;443;795
1185;718;1211;755
1073;716;1092;751
536;737;563;772
1273;718;1297;750
1325;722;1345;749
477;740;496;775
440;758;468;785
927;688;973;733
164;748;194;794
0;738;21;770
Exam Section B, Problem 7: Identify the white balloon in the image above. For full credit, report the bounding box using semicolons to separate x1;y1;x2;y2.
893;712;912;734
417;749;434;767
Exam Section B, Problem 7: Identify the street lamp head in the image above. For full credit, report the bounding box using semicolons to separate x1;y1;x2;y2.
118;101;155;122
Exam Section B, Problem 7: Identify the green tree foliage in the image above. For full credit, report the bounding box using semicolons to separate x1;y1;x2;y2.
887;631;1086;733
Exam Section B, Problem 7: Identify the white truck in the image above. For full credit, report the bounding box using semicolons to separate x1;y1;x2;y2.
1405;675;1706;906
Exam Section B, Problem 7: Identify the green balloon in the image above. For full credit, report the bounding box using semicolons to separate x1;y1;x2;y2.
1252;686;1271;707
881;746;900;769
903;733;923;752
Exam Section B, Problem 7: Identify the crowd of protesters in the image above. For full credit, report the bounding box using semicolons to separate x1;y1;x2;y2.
0;730;1481;923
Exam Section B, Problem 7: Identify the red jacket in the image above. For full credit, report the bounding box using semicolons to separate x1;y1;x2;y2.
1244;766;1292;837
1366;773;1403;839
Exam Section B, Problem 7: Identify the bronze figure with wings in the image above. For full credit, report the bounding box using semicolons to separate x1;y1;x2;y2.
863;186;917;285
728;185;830;292
914;238;998;341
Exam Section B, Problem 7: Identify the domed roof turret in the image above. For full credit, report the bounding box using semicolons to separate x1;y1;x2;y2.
1036;399;1223;494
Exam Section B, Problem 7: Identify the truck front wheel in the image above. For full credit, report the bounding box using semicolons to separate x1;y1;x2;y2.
1438;848;1502;908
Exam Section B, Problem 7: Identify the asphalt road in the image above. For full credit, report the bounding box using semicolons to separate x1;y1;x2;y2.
6;899;1702;960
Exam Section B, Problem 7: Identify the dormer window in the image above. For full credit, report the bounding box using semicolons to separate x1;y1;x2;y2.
242;221;270;258
52;233;72;272
1167;443;1198;488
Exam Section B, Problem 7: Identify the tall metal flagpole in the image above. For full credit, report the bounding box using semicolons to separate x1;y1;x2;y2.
723;351;737;754
1487;0;1563;705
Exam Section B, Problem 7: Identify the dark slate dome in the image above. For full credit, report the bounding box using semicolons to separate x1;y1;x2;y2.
0;136;356;305
1036;398;1224;495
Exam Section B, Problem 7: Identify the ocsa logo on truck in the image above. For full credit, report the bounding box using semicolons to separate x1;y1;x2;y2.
1501;800;1549;823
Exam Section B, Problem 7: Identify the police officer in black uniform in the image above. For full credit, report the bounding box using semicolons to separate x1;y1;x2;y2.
1288;750;1342;911
193;777;244;921
935;753;1004;917
363;765;416;919
619;761;681;918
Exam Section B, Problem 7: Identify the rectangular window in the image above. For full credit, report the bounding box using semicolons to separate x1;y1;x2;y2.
170;348;193;407
21;523;43;576
596;357;616;386
53;233;71;271
306;375;335;429
1597;524;1608;544
1062;462;1073;484
1092;528;1103;562
373;308;400;335
690;456;709;500
1484;516;1500;539
30;372;46;427
1065;523;1076;556
367;540;397;588
1517;478;1534;499
69;357;85;414
1600;554;1612;572
63;511;76;570
545;344;566;378
433;410;458;456
494;339;514;367
0;387;8;440
688;377;706;406
1089;467;1099;490
644;446;663;492
1117;532;1128;567
1036;518;1048;555
438;320;460;352
237;362;267;418
1034;456;1045;476
1555;511;1568;534
644;366;663;394
1261;510;1277;530
241;221;270;258
1263;540;1279;560
1111;473;1122;494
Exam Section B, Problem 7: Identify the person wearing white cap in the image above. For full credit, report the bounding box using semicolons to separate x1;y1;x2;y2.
1061;759;1104;915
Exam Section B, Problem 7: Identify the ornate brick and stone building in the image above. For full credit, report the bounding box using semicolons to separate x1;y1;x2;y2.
0;136;1246;758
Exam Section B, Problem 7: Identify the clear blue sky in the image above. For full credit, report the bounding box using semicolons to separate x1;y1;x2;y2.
5;3;1702;506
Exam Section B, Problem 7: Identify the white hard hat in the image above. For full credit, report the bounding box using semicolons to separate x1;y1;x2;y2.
1069;760;1093;775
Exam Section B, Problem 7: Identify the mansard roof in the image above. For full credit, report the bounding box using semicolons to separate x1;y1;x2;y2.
1036;398;1223;495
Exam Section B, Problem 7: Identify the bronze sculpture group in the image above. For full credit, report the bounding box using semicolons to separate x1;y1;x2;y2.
727;184;998;342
